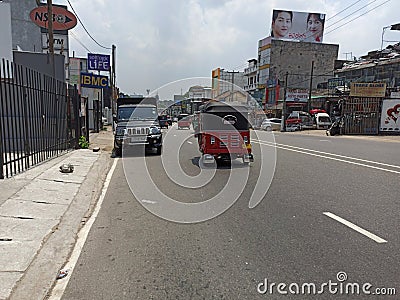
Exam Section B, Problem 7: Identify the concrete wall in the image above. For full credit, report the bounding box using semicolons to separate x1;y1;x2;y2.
2;0;42;52
269;40;339;91
0;2;13;63
13;51;66;82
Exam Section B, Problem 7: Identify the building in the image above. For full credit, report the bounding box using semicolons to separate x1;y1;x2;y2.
244;59;258;93
211;67;246;99
335;51;400;90
263;39;339;114
2;0;42;52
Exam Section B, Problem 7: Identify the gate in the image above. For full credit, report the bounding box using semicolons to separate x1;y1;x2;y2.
342;97;381;135
0;59;81;178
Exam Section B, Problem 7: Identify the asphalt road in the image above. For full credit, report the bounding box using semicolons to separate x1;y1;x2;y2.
56;127;400;300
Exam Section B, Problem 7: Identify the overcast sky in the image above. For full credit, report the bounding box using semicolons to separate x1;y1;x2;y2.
56;0;397;99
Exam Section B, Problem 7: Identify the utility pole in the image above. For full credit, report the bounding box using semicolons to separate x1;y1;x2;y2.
47;0;55;77
343;52;353;61
111;44;116;115
281;72;289;132
308;60;314;113
226;70;239;102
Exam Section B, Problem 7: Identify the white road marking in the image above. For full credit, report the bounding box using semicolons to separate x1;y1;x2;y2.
254;140;400;174
187;141;193;144
142;199;157;204
323;212;387;244
48;158;119;300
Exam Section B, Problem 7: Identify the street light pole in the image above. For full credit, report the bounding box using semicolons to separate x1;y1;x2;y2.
308;60;314;113
381;25;391;52
381;23;400;54
281;72;288;132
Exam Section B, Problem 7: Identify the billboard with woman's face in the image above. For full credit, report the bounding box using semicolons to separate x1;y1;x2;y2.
270;9;326;43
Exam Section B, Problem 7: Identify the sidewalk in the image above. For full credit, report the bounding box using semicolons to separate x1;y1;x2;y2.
280;129;400;143
0;127;114;300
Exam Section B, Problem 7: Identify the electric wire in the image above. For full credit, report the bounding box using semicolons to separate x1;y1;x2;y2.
232;0;389;73
299;0;384;42
326;0;364;21
69;31;92;53
324;0;391;35
66;0;112;50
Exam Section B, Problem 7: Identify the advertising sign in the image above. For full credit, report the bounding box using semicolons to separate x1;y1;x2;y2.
350;82;386;97
380;99;400;132
88;53;111;71
30;5;77;30
270;10;325;43
286;88;309;102
80;73;109;89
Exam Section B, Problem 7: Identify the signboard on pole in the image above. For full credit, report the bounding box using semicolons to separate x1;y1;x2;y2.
80;73;109;89
328;77;346;89
88;53;110;71
30;5;77;30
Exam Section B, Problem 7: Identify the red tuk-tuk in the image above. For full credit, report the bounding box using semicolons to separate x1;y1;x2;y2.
197;101;253;165
177;113;191;129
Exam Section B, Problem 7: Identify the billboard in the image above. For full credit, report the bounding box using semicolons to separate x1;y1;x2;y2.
270;10;325;43
380;99;400;132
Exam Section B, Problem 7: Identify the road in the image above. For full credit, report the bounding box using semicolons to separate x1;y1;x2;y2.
53;126;400;299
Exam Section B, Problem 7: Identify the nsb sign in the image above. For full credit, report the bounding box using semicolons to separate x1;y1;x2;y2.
80;73;109;89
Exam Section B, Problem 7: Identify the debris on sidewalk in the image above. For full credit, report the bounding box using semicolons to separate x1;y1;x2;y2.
59;164;74;173
56;269;69;280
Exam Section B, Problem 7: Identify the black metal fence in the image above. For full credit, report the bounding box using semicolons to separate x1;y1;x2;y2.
342;97;381;135
0;58;81;179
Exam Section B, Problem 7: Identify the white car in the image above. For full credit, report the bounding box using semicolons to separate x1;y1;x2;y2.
260;118;282;131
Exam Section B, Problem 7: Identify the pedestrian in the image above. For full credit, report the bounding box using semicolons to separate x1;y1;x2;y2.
271;10;293;39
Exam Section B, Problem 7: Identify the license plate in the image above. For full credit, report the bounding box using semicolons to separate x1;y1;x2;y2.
131;136;147;142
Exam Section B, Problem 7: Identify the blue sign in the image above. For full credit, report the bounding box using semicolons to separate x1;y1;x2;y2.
80;72;109;88
87;53;110;71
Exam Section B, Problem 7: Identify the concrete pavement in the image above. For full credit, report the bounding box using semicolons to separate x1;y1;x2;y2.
278;128;400;143
0;126;398;300
0;127;114;300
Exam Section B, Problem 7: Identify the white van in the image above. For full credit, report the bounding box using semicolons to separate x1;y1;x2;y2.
314;113;332;129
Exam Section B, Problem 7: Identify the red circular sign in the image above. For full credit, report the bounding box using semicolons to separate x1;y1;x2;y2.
30;6;77;31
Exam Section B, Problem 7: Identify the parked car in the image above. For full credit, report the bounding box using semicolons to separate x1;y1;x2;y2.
260;118;282;131
314;112;332;129
286;111;314;130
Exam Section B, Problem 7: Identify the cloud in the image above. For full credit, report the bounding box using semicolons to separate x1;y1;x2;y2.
62;0;398;97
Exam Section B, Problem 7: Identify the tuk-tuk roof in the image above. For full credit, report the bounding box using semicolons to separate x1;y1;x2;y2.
201;101;248;113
